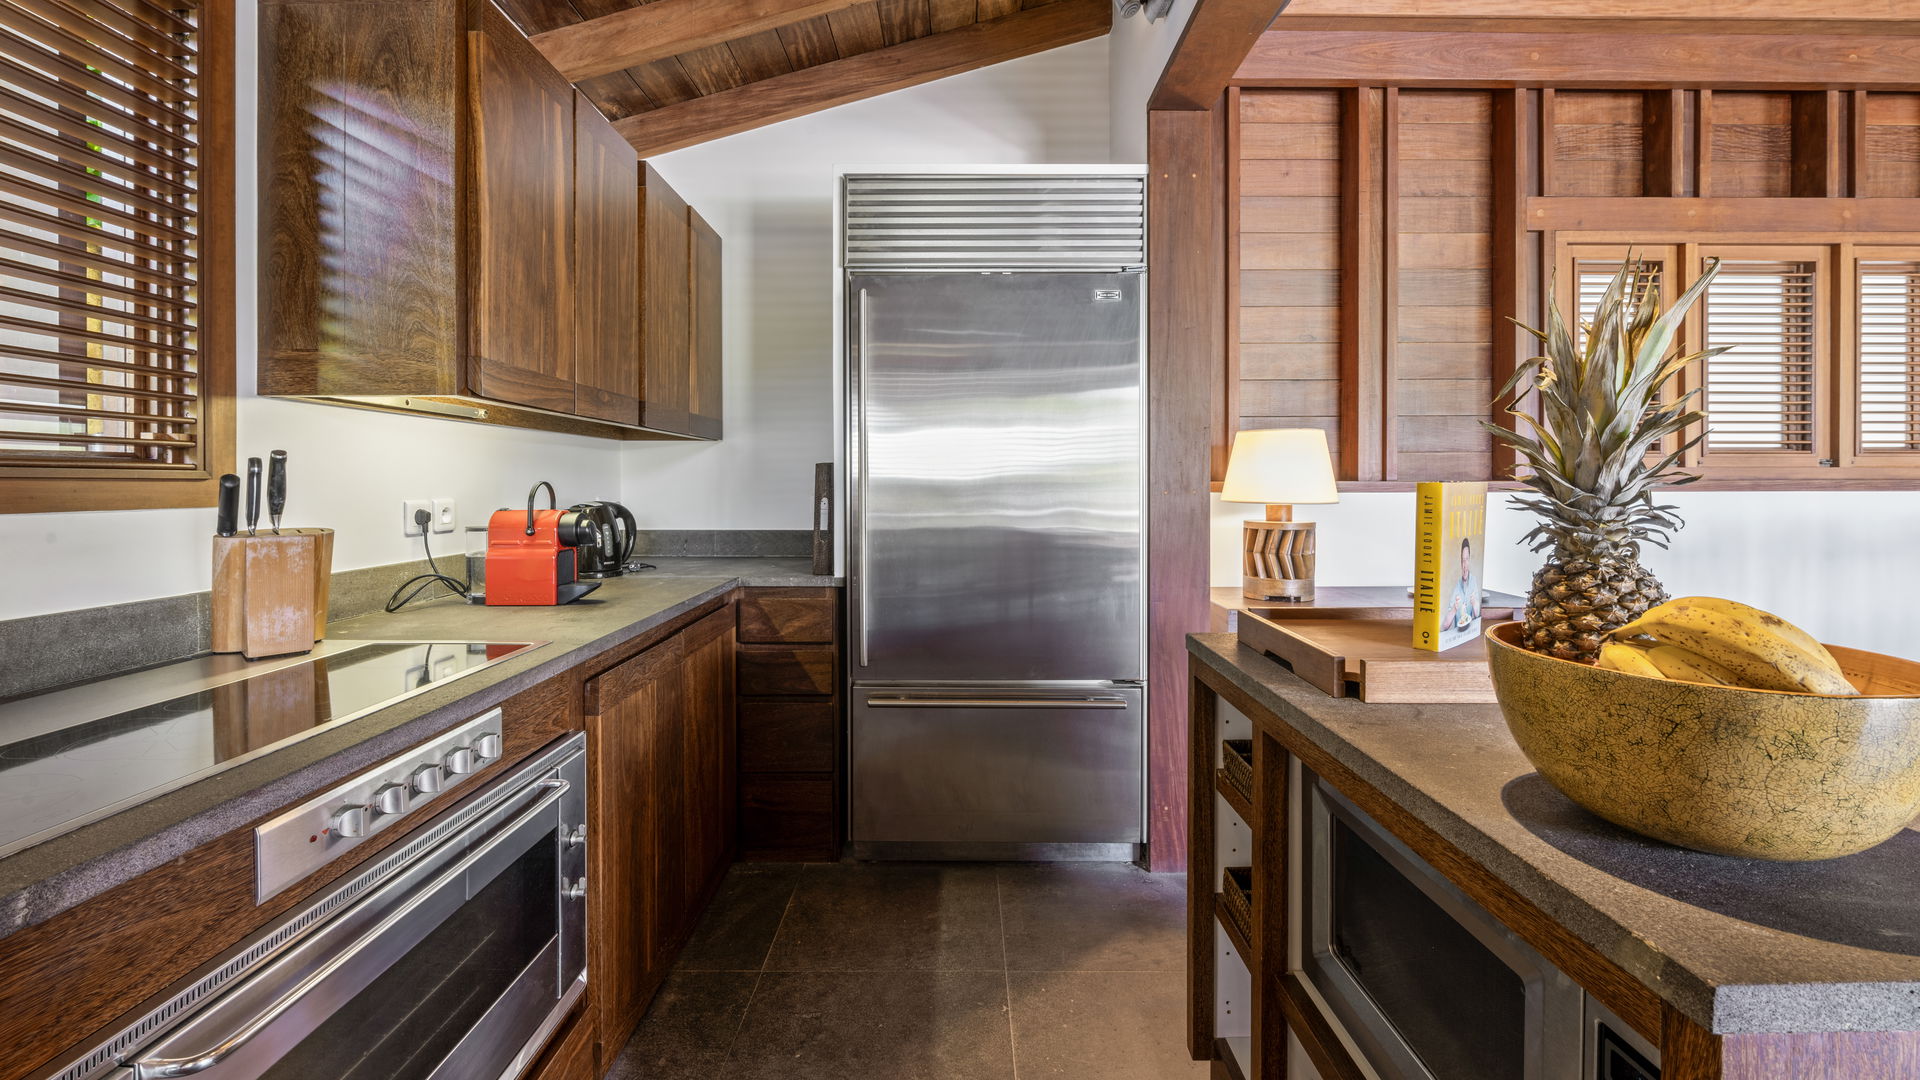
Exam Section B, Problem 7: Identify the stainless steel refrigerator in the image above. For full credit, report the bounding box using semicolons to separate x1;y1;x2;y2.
846;260;1146;859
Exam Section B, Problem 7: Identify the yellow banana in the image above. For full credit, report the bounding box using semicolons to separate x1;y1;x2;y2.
1597;642;1667;680
1643;644;1738;687
1669;596;1848;676
1613;597;1857;696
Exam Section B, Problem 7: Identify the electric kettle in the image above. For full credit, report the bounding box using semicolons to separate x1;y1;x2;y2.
567;501;639;578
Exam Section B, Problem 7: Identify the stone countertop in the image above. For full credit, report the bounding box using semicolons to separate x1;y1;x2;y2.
0;560;836;941
1188;632;1920;1037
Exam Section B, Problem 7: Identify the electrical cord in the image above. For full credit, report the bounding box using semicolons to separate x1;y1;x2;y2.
386;510;473;612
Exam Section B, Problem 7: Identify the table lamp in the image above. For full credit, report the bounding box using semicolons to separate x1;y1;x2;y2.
1220;428;1339;601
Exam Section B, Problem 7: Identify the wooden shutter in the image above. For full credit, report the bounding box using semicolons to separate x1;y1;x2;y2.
1856;260;1920;456
0;0;208;474
1696;257;1824;466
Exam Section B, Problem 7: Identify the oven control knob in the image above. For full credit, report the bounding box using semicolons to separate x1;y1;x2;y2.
443;745;478;776
372;783;410;817
330;804;370;838
564;878;588;901
410;763;445;797
473;732;503;761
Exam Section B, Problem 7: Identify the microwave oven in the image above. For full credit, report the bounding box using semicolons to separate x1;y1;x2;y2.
1296;766;1661;1080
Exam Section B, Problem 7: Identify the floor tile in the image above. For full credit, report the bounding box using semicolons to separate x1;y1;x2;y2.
997;863;1187;972
726;970;1015;1080
677;863;805;971
1006;970;1211;1080
763;863;1005;971
606;970;758;1080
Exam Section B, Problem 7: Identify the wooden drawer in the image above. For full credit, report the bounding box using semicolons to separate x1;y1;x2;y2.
737;588;837;644
739;700;836;773
738;644;836;697
739;776;836;861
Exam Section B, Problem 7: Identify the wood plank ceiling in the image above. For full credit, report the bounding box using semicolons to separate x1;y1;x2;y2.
498;0;1106;156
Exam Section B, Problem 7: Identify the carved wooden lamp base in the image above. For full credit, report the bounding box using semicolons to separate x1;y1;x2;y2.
1242;503;1316;602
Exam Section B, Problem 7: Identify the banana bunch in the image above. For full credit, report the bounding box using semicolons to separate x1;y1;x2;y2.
1594;597;1858;696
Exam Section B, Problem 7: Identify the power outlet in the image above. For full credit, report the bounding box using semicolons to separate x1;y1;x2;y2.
402;499;431;537
431;498;457;534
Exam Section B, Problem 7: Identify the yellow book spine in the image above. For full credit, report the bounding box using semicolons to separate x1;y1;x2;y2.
1411;481;1444;652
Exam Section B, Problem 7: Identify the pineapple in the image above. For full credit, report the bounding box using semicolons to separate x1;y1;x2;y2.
1485;257;1725;663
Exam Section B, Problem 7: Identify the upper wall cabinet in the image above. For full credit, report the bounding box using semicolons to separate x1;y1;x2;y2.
638;166;723;440
258;0;719;442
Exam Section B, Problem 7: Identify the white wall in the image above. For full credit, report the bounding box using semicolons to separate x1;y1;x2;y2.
620;39;1113;530
1106;1;1196;162
0;0;622;622
1210;491;1920;657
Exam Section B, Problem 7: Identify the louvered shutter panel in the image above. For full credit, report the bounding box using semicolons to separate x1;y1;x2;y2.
1699;261;1819;458
1858;261;1920;454
1572;257;1666;349
0;0;204;470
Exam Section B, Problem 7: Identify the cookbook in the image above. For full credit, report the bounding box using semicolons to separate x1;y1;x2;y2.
1412;481;1487;652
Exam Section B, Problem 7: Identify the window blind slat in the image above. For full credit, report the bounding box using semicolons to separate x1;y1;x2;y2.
1858;260;1920;453
1701;261;1817;454
0;0;203;470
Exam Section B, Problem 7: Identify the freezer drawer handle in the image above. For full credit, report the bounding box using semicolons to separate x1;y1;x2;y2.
865;696;1131;710
128;777;570;1079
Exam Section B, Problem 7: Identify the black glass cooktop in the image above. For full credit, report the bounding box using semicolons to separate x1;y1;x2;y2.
0;640;542;858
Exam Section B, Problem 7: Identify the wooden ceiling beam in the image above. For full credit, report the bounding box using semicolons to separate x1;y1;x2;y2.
1148;0;1292;111
531;0;869;83
614;0;1111;158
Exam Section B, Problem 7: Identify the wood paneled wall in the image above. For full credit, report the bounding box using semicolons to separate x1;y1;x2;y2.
1223;73;1920;490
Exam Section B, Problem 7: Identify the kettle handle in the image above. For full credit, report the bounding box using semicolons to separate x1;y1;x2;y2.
612;503;638;563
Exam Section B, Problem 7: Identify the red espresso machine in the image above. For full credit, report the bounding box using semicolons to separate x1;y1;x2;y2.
485;481;603;606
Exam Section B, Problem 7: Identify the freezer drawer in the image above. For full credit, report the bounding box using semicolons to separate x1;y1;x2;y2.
850;685;1145;845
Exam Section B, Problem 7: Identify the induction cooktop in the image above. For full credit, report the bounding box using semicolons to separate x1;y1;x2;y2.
0;639;545;860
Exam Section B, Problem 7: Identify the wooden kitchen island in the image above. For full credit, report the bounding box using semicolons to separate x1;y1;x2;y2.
1187;632;1920;1080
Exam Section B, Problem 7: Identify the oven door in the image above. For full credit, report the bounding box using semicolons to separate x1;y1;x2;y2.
1299;770;1584;1080
126;737;585;1080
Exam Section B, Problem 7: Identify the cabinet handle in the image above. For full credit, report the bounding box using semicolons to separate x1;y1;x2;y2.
865;696;1131;710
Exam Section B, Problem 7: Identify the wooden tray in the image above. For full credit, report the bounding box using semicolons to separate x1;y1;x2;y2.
1238;613;1497;703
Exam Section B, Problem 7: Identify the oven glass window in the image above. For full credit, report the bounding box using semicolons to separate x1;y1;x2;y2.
261;828;558;1080
1331;816;1526;1080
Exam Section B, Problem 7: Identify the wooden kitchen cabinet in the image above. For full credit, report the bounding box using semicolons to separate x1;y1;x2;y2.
258;0;715;443
466;6;575;414
571;90;641;426
734;588;842;860
582;602;736;1053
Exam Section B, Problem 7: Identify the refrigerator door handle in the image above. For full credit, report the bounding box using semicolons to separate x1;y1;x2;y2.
865;695;1132;710
853;286;871;671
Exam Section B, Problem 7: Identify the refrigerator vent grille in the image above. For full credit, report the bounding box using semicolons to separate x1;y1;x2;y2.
843;174;1145;270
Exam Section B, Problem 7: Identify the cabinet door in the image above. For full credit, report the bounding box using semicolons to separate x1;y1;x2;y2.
681;604;737;909
467;6;575;413
638;164;692;434
573;92;640;425
688;209;723;439
584;634;683;1052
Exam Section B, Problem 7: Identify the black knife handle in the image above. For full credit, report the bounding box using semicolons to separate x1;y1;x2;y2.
216;474;239;537
267;450;287;522
245;457;262;534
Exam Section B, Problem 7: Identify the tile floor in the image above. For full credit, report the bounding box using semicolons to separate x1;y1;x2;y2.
606;861;1209;1080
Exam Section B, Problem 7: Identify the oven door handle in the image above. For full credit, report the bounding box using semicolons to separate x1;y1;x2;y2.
128;777;570;1080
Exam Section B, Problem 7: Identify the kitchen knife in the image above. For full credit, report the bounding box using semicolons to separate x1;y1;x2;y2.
216;474;239;537
267;450;287;533
245;456;262;536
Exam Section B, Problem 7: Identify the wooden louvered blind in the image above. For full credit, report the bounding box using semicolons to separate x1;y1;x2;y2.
1700;261;1818;456
0;0;221;487
1858;261;1920;454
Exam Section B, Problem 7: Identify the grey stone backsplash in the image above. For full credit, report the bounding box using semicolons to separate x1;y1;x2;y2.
0;532;808;700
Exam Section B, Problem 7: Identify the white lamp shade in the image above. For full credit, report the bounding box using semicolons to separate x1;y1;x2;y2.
1220;428;1339;505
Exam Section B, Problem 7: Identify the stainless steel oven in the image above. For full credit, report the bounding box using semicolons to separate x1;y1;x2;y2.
43;733;586;1080
1296;765;1659;1080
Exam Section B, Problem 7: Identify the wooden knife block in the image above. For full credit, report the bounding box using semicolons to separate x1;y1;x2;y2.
211;528;334;659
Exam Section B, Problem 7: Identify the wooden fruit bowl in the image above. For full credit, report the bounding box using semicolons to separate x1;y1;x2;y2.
1484;621;1920;861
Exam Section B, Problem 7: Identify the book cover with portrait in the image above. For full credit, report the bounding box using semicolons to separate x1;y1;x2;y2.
1411;481;1488;652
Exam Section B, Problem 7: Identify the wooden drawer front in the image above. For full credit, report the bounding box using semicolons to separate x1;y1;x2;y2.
739;701;836;773
526;1000;595;1080
739;777;836;860
737;588;837;644
738;645;836;697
